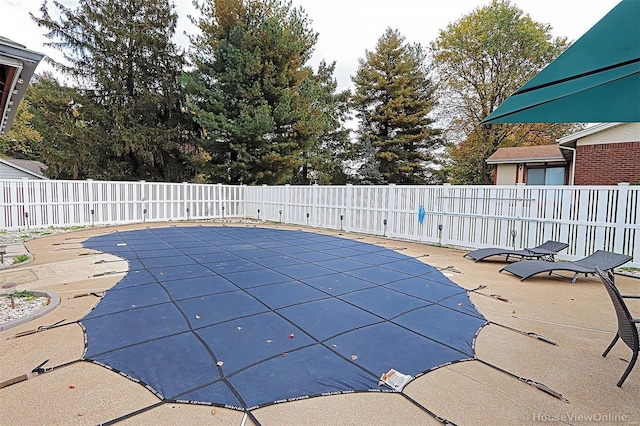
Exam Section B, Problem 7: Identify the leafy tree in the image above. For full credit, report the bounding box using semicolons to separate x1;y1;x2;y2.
183;0;342;185
0;98;43;160
431;0;578;184
24;73;99;179
32;0;196;181
352;28;441;185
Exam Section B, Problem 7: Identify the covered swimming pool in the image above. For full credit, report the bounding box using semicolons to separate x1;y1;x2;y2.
81;226;487;411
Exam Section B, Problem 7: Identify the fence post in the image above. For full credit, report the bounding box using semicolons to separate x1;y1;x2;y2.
386;184;396;237
312;184;319;227
215;183;221;218
284;184;290;224
7;181;18;229
139;180;147;223
440;184;451;246
345;184;353;233
240;184;245;219
21;178;29;229
514;183;525;249
182;182;189;221
614;182;630;254
261;184;267;221
87;179;94;226
45;180;53;229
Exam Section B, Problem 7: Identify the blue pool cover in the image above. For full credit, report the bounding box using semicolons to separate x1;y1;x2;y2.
80;226;486;410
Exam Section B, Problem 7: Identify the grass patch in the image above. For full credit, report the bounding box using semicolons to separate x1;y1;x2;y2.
7;290;36;301
12;254;30;264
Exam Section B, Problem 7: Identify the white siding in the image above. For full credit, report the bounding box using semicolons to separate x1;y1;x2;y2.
578;122;640;146
0;163;41;179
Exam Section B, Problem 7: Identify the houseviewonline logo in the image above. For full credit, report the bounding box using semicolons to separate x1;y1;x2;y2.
533;412;629;423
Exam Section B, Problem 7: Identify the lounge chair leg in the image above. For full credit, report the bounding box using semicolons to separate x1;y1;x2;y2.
571;273;579;283
602;334;619;357
616;350;638;387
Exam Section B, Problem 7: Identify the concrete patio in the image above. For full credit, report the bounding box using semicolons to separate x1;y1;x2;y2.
0;222;638;425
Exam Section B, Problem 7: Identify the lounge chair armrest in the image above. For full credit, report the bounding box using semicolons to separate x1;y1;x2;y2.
633;319;640;323
621;294;640;299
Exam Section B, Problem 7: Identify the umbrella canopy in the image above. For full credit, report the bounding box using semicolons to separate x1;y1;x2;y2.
482;0;640;124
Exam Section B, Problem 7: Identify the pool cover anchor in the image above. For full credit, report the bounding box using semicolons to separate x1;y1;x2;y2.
0;358;83;390
71;291;103;299
91;270;127;277
470;285;510;302
0;359;51;389
477;359;569;403
9;318;69;339
438;265;462;274
493;322;558;346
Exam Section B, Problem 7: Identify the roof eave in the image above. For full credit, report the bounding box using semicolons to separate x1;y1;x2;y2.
0;39;45;136
487;157;567;165
0;158;47;179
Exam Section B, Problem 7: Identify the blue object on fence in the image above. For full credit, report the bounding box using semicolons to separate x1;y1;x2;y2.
81;227;486;411
418;205;426;224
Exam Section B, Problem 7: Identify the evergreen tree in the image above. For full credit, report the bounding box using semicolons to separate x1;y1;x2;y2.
32;0;195;181
294;60;352;185
183;0;334;185
352;28;441;185
356;138;384;185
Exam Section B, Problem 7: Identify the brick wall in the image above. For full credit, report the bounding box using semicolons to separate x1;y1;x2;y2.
574;141;640;185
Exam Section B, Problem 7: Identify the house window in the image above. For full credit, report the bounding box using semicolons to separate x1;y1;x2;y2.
526;166;565;185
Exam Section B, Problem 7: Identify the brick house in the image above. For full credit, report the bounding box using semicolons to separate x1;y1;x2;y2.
558;122;640;185
486;122;640;185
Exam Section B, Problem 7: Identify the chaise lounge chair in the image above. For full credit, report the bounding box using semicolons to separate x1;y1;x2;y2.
499;250;632;283
464;240;568;262
595;267;639;387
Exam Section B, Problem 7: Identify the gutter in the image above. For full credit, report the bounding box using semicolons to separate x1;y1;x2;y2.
558;145;576;185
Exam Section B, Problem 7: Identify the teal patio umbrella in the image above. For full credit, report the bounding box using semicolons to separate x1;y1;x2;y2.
482;0;640;124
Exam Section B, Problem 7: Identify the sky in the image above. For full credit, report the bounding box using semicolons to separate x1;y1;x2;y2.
0;0;623;91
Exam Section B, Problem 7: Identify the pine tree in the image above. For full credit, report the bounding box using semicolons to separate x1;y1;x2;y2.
32;0;195;181
294;60;352;185
183;0;334;185
357;138;384;185
352;28;441;185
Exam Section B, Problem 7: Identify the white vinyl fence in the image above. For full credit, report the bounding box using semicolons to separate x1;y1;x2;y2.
244;183;640;267
1;180;243;229
2;179;638;267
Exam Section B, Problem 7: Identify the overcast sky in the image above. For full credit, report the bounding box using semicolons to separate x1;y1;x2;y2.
1;0;622;90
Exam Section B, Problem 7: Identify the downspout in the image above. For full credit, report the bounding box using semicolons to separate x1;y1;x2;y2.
559;145;576;185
